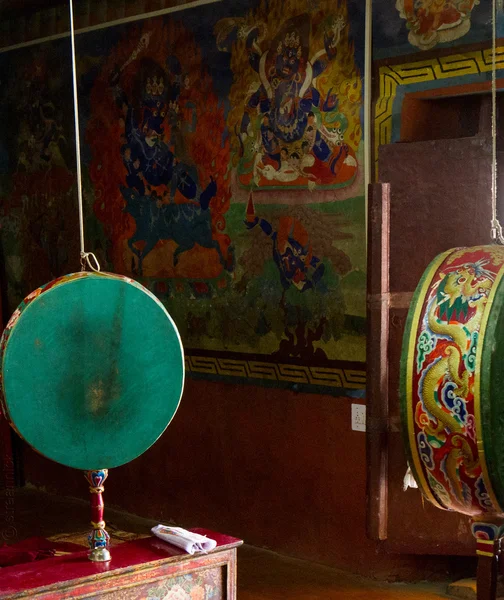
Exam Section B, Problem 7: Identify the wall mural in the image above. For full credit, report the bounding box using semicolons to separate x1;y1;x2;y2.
396;0;481;51
0;0;366;396
0;45;81;309
372;0;502;184
373;0;490;59
215;3;361;191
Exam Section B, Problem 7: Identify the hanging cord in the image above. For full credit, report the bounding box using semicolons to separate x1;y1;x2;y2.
68;0;101;272
491;0;504;244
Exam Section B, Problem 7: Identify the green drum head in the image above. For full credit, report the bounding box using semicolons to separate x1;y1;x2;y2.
0;272;184;470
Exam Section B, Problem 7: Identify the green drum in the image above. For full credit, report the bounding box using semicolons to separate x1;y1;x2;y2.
401;245;504;518
0;271;184;471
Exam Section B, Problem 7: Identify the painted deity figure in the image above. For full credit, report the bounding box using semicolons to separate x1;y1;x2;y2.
243;193;326;292
110;57;216;207
216;12;358;189
15;70;68;175
245;213;324;292
396;0;480;50
106;53;224;275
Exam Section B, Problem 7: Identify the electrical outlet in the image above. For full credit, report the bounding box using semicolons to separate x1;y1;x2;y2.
351;404;366;432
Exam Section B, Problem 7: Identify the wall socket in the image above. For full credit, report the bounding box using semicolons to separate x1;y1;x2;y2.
351;404;366;432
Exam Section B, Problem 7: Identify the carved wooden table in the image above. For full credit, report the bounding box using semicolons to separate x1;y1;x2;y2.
0;529;243;599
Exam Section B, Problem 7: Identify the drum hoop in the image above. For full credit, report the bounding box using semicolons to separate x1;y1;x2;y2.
475;265;504;514
401;249;450;511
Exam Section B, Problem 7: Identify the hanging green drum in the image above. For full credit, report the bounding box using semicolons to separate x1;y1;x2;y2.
0;270;185;562
0;271;184;471
401;245;504;518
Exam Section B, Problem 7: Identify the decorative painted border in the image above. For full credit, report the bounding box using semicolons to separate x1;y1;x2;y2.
184;355;366;395
374;44;504;177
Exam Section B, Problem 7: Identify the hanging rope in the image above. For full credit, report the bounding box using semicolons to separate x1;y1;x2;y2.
68;0;101;272
491;0;504;245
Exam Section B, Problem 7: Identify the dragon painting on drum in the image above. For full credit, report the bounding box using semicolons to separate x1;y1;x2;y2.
215;0;361;191
404;246;504;516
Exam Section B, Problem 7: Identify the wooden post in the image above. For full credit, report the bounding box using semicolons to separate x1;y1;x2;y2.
366;183;390;541
472;521;504;600
0;274;15;498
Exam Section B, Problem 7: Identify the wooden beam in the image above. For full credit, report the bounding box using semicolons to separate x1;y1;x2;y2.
366;183;390;542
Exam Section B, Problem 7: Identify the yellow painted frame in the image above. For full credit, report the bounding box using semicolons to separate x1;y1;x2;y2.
374;45;504;178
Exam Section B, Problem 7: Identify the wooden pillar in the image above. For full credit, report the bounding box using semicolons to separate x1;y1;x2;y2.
472;521;504;600
0;275;14;501
366;183;390;541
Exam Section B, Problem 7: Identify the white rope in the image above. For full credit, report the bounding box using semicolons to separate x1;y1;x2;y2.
68;0;101;272
491;0;504;245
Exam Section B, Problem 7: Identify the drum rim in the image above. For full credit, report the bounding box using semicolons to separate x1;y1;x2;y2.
400;249;450;511
479;268;504;512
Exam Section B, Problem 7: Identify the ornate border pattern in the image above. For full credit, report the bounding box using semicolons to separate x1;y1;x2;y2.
185;356;366;391
374;46;504;177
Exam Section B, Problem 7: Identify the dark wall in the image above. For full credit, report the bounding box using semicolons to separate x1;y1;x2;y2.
22;378;474;580
24;380;371;569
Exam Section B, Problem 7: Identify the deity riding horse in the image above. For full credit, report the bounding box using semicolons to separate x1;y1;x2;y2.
111;58;216;206
121;184;227;276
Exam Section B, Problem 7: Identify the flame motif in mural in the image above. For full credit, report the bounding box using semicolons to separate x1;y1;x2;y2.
215;0;361;190
87;18;233;279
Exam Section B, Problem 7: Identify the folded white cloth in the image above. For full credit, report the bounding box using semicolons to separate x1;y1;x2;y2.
151;525;217;555
403;465;419;491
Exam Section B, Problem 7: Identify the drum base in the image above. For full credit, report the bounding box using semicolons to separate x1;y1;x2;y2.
88;547;112;562
85;470;111;562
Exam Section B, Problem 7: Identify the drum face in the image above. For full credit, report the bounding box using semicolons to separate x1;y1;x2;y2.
401;246;504;518
0;272;184;470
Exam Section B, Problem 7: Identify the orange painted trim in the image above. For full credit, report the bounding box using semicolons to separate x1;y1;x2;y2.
407;78;504;99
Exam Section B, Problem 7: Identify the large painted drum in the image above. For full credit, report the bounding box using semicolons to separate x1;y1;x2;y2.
401;245;504;519
0;271;184;471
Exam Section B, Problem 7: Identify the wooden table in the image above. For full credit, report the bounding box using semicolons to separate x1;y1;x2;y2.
0;529;243;599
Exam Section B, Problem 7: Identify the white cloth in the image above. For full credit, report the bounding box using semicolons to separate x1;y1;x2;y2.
151;525;217;555
403;465;419;491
